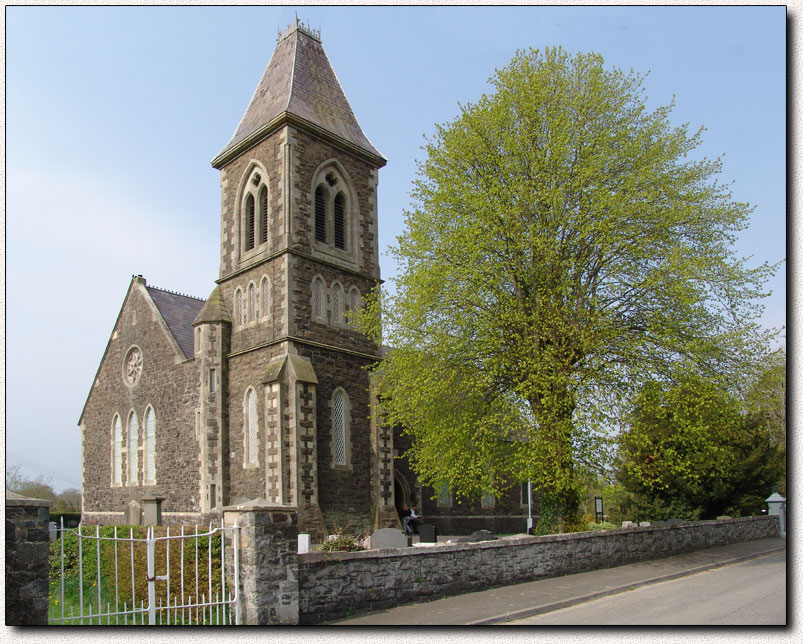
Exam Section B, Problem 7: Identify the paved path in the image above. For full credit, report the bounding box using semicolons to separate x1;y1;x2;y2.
329;537;785;626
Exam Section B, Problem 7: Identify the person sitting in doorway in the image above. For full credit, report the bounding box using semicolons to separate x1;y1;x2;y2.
403;504;420;535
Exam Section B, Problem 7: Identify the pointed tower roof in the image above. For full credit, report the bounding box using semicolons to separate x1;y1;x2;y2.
212;21;386;169
193;286;232;326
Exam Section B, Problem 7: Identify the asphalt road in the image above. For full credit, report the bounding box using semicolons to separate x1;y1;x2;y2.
502;551;786;626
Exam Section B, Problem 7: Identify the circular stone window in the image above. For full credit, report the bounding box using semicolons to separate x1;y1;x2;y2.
124;347;143;385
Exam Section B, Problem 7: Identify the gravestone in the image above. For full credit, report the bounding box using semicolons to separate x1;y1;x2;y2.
142;496;164;526
621;521;635;528
126;500;142;526
469;530;497;541
298;534;312;554
638;522;651;527
368;528;409;550
418;523;437;543
665;518;686;526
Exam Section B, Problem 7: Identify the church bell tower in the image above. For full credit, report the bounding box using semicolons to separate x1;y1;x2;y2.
205;20;393;538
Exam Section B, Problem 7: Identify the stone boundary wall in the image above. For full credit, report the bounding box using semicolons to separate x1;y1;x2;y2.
5;493;52;626
297;516;779;624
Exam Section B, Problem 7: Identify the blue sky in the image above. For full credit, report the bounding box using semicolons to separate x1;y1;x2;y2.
5;5;786;492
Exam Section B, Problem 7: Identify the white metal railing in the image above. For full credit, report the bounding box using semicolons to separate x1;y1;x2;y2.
48;518;240;625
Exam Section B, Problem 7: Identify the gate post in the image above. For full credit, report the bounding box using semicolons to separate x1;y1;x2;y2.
5;492;52;625
223;502;299;625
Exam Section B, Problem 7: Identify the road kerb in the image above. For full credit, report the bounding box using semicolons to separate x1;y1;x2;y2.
468;546;786;626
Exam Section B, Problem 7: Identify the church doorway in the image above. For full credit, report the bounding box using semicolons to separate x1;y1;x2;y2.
393;473;411;521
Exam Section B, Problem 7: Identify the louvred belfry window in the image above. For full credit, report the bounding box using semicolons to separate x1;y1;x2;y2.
315;186;326;242
334;193;345;249
259;186;268;245
245;194;256;251
333;390;346;466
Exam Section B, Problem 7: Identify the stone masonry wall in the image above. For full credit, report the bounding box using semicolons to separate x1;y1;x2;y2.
81;282;201;523
218;128;287;280
296;344;376;535
5;494;52;625
290;128;380;279
297;516;780;623
226;343;287;503
223;504;299;625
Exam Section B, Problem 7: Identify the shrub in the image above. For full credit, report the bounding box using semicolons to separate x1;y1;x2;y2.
319;525;365;552
584;521;617;532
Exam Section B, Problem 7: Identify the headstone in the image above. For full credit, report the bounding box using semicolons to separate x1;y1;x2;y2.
716;515;732;521
142;496;164;526
469;529;497;541
621;521;635;528
48;522;58;542
418;523;438;543
638;521;651;527
126;500;142;526
665;518;686;526
298;533;311;554
368;528;409;550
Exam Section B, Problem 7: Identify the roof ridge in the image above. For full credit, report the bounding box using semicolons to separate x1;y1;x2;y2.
283;25;299;116
146;284;205;302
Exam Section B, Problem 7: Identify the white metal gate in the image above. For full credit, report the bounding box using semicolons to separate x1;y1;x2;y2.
48;519;240;625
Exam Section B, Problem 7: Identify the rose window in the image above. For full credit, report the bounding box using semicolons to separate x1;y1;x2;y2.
125;348;143;385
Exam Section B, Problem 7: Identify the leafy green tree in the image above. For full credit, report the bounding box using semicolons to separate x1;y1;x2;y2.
357;47;775;531
7;463;82;511
746;348;786;495
747;348;786;447
6;464;57;502
617;371;784;520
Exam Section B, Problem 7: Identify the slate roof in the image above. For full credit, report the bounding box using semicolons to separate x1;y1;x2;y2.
213;23;384;166
146;286;205;359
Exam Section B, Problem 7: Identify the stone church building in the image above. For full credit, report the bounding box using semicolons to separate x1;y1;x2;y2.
79;22;532;538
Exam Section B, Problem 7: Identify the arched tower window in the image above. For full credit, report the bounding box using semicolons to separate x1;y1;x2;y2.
259;185;268;246
348;286;361;314
245;388;258;466
312;277;324;322
248;283;256;323
331;388;350;467
144;407;156;483
245;193;256;251
334;192;346;250
113;415;123;485
311;164;357;262
261;277;271;319
331;282;343;325
128;411;139;485
315;185;327;243
235;289;244;327
238;165;269;258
